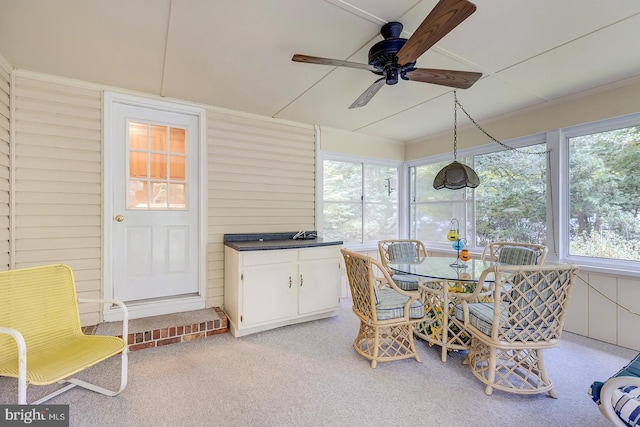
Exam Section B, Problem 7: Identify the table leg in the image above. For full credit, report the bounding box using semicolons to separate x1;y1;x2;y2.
440;289;450;362
417;279;471;362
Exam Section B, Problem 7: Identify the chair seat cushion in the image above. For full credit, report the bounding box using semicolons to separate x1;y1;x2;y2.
611;386;640;426
590;353;640;410
376;288;424;321
454;302;546;340
454;302;496;337
391;274;419;291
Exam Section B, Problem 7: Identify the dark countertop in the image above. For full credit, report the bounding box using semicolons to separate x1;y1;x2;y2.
224;232;343;251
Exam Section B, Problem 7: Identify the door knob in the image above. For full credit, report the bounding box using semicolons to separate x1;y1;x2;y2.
115;215;124;222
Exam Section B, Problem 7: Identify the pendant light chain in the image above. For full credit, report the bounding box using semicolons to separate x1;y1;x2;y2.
453;91;458;161
454;93;550;156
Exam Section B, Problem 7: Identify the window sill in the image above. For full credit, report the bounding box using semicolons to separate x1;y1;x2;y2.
341;242;379;253
564;260;640;280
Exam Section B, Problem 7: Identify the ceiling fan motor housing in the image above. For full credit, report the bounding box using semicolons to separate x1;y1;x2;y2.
368;22;415;85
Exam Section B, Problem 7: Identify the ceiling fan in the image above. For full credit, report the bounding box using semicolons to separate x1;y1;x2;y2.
292;0;482;109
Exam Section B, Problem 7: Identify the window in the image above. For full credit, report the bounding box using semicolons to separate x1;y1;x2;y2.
322;158;398;244
475;146;547;247
322;112;640;274
567;124;640;262
128;121;187;209
409;158;474;244
409;140;547;251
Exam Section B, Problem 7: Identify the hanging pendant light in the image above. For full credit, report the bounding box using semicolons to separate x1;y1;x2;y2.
433;91;480;190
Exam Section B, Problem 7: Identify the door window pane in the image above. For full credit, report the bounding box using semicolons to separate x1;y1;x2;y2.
152;182;167;205
129;152;147;179
150;125;167;151
169;183;186;207
150;153;167;179
170;155;186;180
170;128;186;153
129;180;148;208
129;122;147;150
127;121;187;209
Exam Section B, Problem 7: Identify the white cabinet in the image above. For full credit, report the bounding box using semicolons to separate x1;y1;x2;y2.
242;253;297;325
224;244;342;337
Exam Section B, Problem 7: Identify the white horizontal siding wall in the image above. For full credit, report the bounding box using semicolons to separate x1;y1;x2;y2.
10;76;319;319
0;62;9;270
207;111;315;307
13;77;102;324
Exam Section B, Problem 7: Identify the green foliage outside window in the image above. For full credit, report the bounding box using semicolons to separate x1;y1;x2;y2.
323;160;398;243
325;122;640;265
475;147;547;247
410;148;547;249
569;126;640;261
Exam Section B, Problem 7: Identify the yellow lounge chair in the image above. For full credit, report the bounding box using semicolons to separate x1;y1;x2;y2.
0;264;128;404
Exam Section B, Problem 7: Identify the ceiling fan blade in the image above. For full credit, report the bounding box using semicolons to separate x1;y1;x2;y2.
349;77;386;109
405;68;481;89
396;0;477;65
292;54;380;72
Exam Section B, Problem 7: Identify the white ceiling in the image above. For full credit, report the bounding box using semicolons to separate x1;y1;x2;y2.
1;0;640;143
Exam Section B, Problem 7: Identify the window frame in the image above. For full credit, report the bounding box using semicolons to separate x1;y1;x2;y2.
319;151;403;251
405;133;547;255
558;112;640;276
319;113;640;278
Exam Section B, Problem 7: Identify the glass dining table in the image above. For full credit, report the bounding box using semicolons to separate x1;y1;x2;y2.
388;257;494;283
388;256;496;362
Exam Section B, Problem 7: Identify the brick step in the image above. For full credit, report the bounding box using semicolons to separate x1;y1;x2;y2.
82;307;228;351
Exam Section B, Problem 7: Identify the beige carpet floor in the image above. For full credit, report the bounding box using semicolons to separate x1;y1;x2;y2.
0;299;633;427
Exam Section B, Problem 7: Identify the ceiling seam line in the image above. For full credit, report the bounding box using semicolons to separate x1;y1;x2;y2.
159;0;173;98
496;11;640;74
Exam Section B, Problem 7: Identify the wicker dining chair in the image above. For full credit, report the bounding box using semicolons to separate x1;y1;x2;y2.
341;249;425;368
453;263;578;397
480;241;548;265
377;239;428;291
416;241;544;363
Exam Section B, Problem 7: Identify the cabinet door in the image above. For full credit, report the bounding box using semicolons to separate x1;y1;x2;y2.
242;261;297;326
298;250;341;315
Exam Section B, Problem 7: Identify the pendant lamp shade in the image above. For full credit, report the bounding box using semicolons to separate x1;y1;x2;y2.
433;161;480;190
433;90;481;190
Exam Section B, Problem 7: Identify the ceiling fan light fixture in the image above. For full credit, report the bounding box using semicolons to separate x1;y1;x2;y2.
433;161;480;190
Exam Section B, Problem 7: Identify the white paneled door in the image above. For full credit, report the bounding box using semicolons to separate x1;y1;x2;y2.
104;93;205;318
